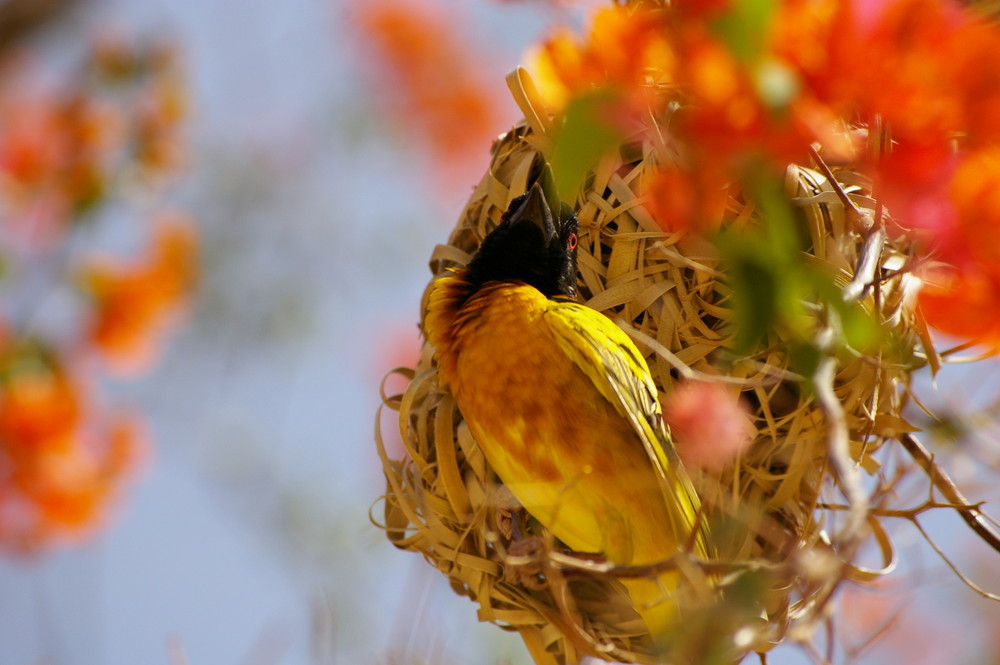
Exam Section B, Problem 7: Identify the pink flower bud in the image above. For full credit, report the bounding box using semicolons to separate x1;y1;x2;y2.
664;380;752;472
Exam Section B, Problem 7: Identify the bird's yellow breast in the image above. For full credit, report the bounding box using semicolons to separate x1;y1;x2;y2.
428;279;677;564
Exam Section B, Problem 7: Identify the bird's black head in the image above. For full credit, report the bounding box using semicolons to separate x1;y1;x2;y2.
465;182;579;299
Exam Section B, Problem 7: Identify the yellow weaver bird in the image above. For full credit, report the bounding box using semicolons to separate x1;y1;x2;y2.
425;180;710;651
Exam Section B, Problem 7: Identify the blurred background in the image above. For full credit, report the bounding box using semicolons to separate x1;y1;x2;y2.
0;1;999;664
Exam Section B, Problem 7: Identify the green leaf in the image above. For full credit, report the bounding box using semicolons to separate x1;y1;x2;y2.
838;299;883;351
804;268;884;352
718;241;779;354
551;91;625;201
711;0;779;65
788;341;822;378
717;174;810;354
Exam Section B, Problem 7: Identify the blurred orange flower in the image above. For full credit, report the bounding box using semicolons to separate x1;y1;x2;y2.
918;266;1000;348
529;6;675;112
645;163;730;233
530;3;857;212
916;147;1000;348
0;35;189;250
82;216;198;374
0;33;195;555
0;92;121;242
133;49;188;178
0;348;146;552
529;0;1000;355
356;0;512;186
776;0;1000;350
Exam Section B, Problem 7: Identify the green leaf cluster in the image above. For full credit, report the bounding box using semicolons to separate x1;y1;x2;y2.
551;90;627;201
717;179;881;377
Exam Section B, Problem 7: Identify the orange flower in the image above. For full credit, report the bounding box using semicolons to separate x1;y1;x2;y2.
530;3;855;189
0;90;123;243
948;148;1000;263
918;266;1000;349
82;215;198;374
31;415;145;536
645;163;730;234
672;13;858;175
0;32;193;555
529;6;675;113
0;98;63;190
356;0;512;186
0;349;146;552
852;0;1000;146
916;147;1000;347
777;0;1000;350
0;36;188;246
0;355;81;459
133;56;188;178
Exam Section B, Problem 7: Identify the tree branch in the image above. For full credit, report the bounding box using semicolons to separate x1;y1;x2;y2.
899;432;1000;554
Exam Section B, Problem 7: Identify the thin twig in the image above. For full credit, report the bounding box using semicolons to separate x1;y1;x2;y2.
909;517;1000;601
899;432;1000;554
809;144;875;236
818;499;989;519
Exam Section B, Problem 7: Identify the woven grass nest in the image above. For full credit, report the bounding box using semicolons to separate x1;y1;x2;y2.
376;70;929;665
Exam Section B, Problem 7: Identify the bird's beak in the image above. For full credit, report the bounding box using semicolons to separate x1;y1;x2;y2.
509;182;556;241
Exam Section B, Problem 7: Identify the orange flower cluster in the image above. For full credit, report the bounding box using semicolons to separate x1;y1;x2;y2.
0;345;145;552
82;217;198;374
530;8;676;113
530;4;858;231
528;0;1000;348
776;0;1000;346
92;32;189;181
356;0;514;189
0;92;116;243
917;147;1000;344
0;33;187;245
0;35;196;553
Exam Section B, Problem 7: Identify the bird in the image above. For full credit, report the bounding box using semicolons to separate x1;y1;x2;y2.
424;178;710;653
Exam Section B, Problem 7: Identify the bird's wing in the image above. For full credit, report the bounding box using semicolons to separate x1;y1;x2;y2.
543;300;703;547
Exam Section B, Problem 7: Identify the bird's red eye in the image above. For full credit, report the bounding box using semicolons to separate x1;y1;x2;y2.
567;233;578;250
